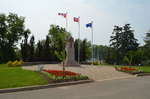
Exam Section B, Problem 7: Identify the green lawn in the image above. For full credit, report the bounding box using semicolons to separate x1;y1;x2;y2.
0;64;48;89
114;65;150;73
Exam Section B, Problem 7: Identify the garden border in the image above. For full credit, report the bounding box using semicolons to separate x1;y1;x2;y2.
0;79;93;94
115;67;150;76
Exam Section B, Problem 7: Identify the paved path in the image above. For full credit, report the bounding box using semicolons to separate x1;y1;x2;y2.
22;64;133;80
0;76;150;99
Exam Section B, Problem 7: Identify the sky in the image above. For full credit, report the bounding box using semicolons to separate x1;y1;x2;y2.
0;0;150;45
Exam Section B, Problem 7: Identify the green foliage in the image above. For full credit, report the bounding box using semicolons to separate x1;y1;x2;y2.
74;39;91;62
143;30;150;65
34;35;55;61
110;24;139;64
123;49;145;65
104;47;117;64
123;56;130;65
20;29;31;61
48;25;70;50
48;25;71;61
54;51;66;61
92;61;100;65
144;30;150;48
0;13;28;62
80;39;91;62
29;35;35;61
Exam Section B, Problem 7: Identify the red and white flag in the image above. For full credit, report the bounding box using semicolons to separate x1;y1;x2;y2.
58;13;67;18
73;17;79;22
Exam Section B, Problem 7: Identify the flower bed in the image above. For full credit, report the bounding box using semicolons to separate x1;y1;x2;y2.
43;70;79;77
119;67;137;71
43;69;89;82
115;66;140;74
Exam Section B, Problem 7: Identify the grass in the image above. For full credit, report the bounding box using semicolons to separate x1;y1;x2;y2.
0;64;48;89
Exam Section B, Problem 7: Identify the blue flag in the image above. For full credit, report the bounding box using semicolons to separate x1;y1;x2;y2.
86;23;92;28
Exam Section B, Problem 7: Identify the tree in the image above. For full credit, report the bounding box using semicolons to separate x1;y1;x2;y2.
80;39;91;62
41;35;54;61
74;39;91;62
144;30;150;48
20;29;31;61
35;41;42;60
29;35;35;61
74;39;80;62
48;25;71;61
110;24;139;64
143;30;150;65
104;47;117;64
0;13;26;62
123;51;134;65
43;35;52;61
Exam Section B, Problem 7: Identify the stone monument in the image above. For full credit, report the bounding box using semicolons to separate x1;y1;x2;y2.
64;37;80;66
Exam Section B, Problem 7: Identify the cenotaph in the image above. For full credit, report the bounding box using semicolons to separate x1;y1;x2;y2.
64;37;80;66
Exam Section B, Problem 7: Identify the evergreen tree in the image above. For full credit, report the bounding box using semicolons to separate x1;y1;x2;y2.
20;29;31;61
29;35;35;61
143;30;150;65
110;24;139;64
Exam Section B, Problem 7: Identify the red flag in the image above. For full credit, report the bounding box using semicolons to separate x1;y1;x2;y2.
58;13;61;16
63;13;67;18
58;13;67;18
73;17;79;22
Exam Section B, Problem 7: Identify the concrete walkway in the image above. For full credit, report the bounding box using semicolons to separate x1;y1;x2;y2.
22;64;134;81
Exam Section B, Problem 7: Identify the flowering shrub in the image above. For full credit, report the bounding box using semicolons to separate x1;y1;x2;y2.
43;69;79;77
7;61;12;66
7;60;24;67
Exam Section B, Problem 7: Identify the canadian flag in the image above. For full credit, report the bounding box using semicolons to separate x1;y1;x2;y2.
73;17;79;22
58;13;67;18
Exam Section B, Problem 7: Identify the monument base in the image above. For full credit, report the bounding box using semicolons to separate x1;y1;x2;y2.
61;61;80;67
64;61;80;67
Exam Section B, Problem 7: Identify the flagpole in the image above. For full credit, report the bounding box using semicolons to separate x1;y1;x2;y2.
65;12;68;31
91;21;94;65
78;17;80;64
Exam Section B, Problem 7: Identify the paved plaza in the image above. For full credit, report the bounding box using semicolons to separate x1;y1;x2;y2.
22;64;134;81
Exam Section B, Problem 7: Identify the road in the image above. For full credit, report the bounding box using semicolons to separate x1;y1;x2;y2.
0;76;150;99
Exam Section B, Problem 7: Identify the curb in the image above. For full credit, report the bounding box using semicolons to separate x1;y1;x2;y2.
136;73;150;77
0;80;93;94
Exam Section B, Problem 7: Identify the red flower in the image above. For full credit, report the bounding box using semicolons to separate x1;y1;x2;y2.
43;69;79;77
119;67;137;71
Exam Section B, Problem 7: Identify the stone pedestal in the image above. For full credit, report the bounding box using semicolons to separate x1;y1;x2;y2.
64;37;80;66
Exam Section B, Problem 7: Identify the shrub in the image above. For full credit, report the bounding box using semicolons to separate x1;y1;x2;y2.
93;61;100;65
7;60;24;67
7;61;12;66
17;60;24;66
12;60;19;66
